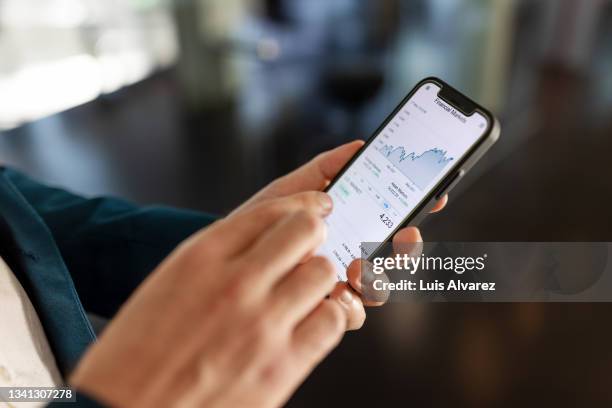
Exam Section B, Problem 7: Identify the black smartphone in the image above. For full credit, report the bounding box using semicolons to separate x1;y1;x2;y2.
317;77;501;280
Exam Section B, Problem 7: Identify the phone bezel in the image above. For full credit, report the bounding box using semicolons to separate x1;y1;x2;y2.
322;76;499;259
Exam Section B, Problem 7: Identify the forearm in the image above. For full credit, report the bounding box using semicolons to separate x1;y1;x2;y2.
4;168;218;317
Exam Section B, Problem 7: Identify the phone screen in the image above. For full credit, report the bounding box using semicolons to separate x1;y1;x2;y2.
318;81;490;280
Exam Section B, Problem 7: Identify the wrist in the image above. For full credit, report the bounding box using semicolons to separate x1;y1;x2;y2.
69;343;144;408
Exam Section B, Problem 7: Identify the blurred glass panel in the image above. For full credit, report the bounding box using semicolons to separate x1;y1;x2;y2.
0;0;178;129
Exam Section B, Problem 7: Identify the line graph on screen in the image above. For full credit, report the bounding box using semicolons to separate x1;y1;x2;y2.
378;144;454;190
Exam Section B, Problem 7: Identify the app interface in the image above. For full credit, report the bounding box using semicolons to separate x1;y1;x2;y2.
318;83;489;280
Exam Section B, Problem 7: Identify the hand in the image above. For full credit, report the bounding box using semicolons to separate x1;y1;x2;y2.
71;193;349;408
234;141;448;213
234;141;448;328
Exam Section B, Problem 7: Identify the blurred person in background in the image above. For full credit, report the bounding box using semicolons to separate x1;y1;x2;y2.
0;141;447;407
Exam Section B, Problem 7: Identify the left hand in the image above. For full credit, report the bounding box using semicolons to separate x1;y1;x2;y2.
233;140;448;330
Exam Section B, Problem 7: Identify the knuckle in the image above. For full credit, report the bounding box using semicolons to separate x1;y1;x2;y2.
352;304;366;330
253;313;274;335
288;258;336;297
256;200;286;221
295;210;325;237
194;239;218;260
320;300;346;336
307;256;337;286
293;191;313;205
251;197;296;223
239;256;269;283
247;314;282;352
257;357;289;389
300;191;324;207
223;275;253;306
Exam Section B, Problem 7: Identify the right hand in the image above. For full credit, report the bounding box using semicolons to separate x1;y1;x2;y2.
70;192;346;408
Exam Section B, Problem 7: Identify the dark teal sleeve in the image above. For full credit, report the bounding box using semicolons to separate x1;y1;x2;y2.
47;391;106;407
4;168;218;318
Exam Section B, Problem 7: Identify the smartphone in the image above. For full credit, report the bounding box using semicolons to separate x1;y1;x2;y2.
317;77;501;280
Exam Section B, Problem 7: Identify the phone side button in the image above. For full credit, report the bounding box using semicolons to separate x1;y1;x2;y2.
435;170;465;200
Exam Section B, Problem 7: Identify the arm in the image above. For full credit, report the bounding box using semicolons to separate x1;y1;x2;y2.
4;168;217;318
43;141;441;407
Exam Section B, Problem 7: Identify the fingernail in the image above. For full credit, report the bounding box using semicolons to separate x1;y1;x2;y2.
319;193;333;213
339;289;353;306
353;277;363;293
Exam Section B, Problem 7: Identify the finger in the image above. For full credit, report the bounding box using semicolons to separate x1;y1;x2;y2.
291;299;345;376
241;210;328;290
329;282;366;330
265;140;364;196
392;226;423;258
346;259;389;306
270;256;338;328
346;228;424;307
199;192;332;257
429;194;448;213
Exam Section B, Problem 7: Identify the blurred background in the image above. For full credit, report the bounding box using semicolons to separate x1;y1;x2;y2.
1;0;612;406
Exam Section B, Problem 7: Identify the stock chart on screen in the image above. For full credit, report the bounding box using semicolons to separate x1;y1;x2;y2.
318;83;486;279
377;144;454;190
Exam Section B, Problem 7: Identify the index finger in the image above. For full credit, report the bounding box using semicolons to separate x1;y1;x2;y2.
195;191;332;258
240;210;328;292
266;140;364;196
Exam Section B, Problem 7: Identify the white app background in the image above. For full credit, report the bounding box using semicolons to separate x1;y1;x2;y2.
317;83;488;280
